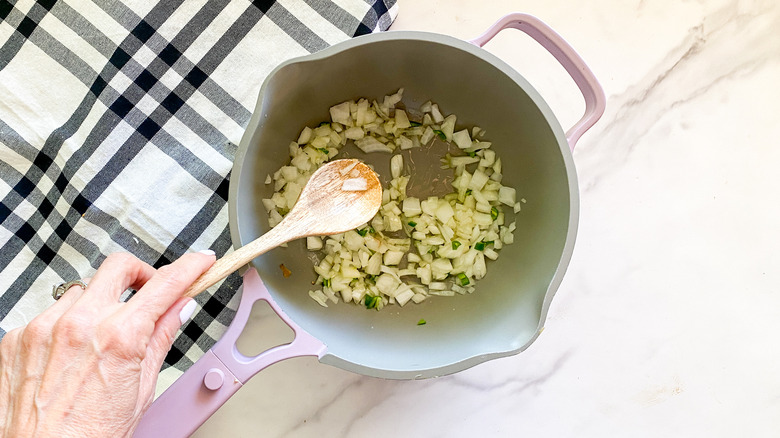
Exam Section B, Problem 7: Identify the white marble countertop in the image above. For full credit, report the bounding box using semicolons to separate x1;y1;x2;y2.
193;1;780;436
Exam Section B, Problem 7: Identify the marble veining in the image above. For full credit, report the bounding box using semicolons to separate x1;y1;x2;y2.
580;2;779;192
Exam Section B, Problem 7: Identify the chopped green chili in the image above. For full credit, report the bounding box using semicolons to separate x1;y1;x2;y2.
410;121;422;127
433;129;447;141
475;240;494;251
357;226;374;237
490;206;499;221
317;147;329;154
407;221;417;227
417;319;427;326
456;272;470;286
365;295;380;309
451;240;461;250
322;278;331;288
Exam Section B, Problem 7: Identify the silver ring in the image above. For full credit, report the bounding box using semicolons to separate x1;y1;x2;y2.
52;280;87;300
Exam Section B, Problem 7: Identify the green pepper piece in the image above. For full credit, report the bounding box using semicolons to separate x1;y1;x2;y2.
490;206;499;221
365;295;380;309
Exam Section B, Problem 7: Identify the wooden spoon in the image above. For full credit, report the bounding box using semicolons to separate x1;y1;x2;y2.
183;159;382;298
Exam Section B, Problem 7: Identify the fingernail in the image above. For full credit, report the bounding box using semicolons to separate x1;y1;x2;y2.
179;299;197;325
198;249;216;257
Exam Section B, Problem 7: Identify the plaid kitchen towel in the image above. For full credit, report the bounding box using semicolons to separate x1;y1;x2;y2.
0;0;397;393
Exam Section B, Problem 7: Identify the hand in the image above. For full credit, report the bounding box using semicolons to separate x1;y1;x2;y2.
0;251;216;437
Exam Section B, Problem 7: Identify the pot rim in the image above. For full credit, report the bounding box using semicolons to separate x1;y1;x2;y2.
228;30;579;379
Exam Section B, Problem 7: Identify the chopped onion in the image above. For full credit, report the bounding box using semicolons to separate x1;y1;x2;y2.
430;104;444;123
356;137;393;153
468;168;489;191
420;126;435;145
344;127;364;140
329;101;351;125
383;250;404;265
339;161;358;176
297;127;313;145
452;129;472;149
441;115;456;141
397;135;414;150
390;154;403;179
265;90;523;310
402;197;421;216
342;178;367;191
307;236;323;250
395;109;411;129
498;186;516;206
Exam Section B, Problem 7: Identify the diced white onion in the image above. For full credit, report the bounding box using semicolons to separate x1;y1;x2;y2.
420;126;435;145
356;137;393;153
298;127;313;144
339;161;358;175
498;186;516;206
452;129;472;149
390;154;403;179
267;90;523;310
342;178;367;191
329;101;352;125
395;109;411;129
344;127;365;140
441;115;456;141
307;236;323;250
430;104;444;123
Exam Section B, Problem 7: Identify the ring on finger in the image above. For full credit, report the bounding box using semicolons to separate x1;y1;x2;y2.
52;280;88;300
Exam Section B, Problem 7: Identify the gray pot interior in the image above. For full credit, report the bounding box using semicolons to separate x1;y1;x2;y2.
229;31;578;379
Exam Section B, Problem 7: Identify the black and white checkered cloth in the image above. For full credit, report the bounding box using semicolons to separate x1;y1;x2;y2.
0;0;396;391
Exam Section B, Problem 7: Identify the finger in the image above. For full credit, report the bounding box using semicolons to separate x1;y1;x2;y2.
150;298;196;361
137;297;196;405
79;253;156;304
39;276;92;321
8;277;92;387
121;251;215;324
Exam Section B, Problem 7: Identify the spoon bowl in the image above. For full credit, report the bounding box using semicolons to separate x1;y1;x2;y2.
183;159;381;298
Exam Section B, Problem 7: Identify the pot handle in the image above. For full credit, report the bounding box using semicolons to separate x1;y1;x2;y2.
133;268;326;437
470;13;606;150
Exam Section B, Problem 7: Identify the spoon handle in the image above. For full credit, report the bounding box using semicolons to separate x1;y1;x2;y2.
182;220;296;298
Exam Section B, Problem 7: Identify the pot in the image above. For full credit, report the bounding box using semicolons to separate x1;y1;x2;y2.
134;13;606;437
